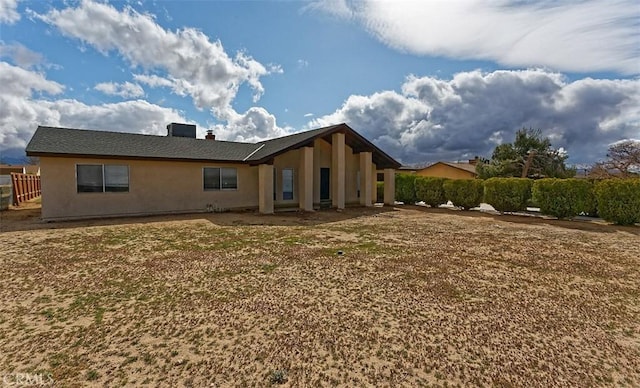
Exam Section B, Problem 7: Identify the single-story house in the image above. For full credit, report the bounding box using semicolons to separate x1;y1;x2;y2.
25;123;400;221
416;158;479;180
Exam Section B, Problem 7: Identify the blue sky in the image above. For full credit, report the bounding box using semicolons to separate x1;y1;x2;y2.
0;0;638;166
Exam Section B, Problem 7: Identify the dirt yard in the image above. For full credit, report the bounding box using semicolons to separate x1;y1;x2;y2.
0;206;638;386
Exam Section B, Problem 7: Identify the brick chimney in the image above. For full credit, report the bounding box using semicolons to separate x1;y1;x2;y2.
205;130;215;140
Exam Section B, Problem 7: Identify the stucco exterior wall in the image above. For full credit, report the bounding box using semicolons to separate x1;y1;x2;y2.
272;138;373;208
416;164;477;180
39;136;380;219
39;156;258;221
345;147;360;205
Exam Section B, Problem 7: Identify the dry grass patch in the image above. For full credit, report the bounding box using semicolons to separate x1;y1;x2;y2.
0;207;639;386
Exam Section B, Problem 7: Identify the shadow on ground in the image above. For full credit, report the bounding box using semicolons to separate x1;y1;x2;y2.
407;205;640;235
0;205;398;233
2;202;637;235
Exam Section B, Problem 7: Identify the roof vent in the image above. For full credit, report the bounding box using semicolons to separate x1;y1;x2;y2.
167;123;196;138
205;130;216;140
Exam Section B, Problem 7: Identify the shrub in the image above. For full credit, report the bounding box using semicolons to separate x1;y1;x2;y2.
532;178;596;219
570;179;598;217
395;173;417;204
581;178;601;217
86;370;100;381
376;182;384;203
443;179;484;210
269;369;287;385
594;179;640;225
415;176;448;207
0;185;10;211
483;178;532;213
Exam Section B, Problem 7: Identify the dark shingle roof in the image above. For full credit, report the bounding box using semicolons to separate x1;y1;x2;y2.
247;124;342;162
247;123;401;169
26;126;259;162
26;124;401;169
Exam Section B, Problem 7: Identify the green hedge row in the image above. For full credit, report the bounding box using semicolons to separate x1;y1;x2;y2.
594;179;640;225
444;179;484;210
395;174;417;204
483;178;532;213
532;178;596;219
394;174;640;225
376;182;384;203
415;177;447;207
531;178;640;224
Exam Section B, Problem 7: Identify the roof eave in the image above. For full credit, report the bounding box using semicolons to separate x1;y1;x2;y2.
249;123;401;169
26;151;250;165
248;124;344;165
423;162;477;175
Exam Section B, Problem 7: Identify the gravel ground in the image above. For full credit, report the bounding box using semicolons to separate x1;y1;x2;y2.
0;206;638;387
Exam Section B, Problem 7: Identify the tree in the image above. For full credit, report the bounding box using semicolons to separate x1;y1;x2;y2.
590;140;640;178
477;128;575;179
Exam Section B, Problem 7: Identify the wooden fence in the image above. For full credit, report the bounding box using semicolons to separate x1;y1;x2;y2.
10;172;41;206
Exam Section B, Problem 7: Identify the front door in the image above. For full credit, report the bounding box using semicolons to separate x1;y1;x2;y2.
320;168;330;201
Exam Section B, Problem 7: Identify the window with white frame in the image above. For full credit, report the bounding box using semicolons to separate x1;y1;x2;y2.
204;167;237;190
77;164;129;193
282;168;294;200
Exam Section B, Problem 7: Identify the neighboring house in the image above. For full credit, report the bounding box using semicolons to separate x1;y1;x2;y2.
376;166;416;181
0;166;20;187
0;165;24;175
26;123;400;221
416;158;480;179
25;165;41;175
0;164;40;176
397;166;417;173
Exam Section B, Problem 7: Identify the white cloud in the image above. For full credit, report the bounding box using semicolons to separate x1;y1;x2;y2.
38;1;276;115
309;69;640;165
133;74;174;89
302;0;354;20
0;61;63;98
0;43;43;68
94;81;144;98
211;107;290;143
0;58;286;160
0;97;186;152
303;113;314;117
42;99;186;136
36;0;289;144
311;0;640;75
0;95;187;152
0;61;186;154
0;0;20;24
